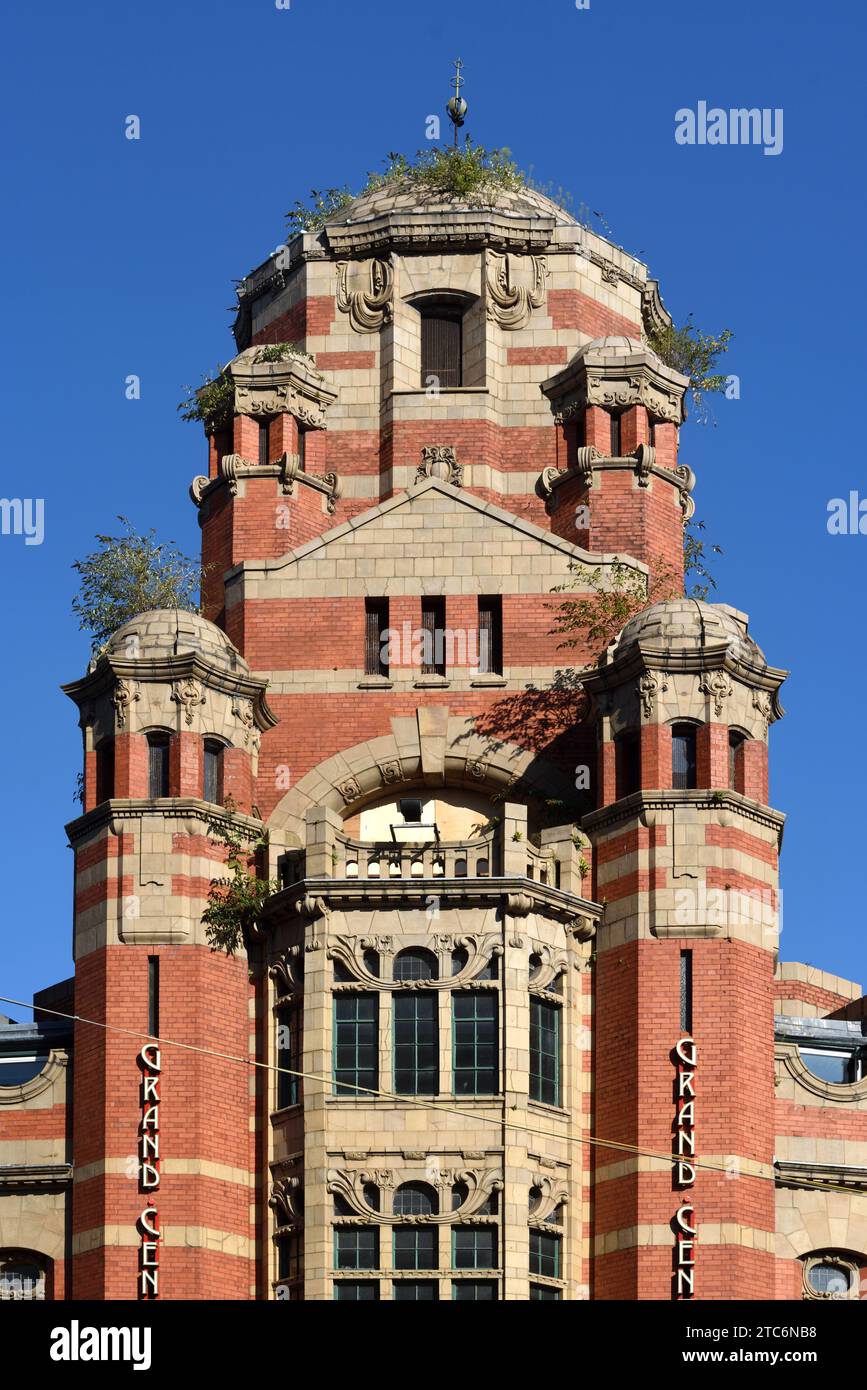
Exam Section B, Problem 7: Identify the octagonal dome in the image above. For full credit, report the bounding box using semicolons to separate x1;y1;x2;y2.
105;610;249;674
614;600;766;666
324;177;577;229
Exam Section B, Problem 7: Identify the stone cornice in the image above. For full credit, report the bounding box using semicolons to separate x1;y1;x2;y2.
583;789;786;843
63;653;278;730
65;797;266;846
263;875;600;938
542;343;689;426
0;1163;73;1186
774;1159;867;1190
581;640;788;714
324;208;557;257
228;348;337;428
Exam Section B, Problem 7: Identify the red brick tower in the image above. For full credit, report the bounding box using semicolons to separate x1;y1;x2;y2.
63;611;275;1299
583;601;788;1299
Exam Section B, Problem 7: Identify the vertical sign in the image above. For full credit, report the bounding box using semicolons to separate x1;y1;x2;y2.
674;1036;696;1298
138;1043;161;1297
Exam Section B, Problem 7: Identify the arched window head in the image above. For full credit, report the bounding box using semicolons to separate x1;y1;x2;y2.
95;738;115;805
203;739;224;806
671;723;698;791
393;1182;438;1217
803;1254;859;1300
0;1251;47;1300
147;732;170;799
393;948;438;982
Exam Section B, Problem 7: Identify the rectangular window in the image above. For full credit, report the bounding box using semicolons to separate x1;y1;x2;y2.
334;1280;379;1301
277;1006;300;1109
364;598;389;678
203;741;224;805
529;1229;561;1280
333;994;378;1096
147;956;159;1039
393;993;438;1096
452;992;498;1095
614;731;640;799
680;950;693;1036
477;597;503;675
334;1227;379;1271
671;725;697;790
530;997;561;1107
420;307;463;389
393;1228;438;1271
95;740;115;804
452;1227;497;1270
453;1280;498;1300
393;1280;438;1300
728;732;744;792
258;419;270;468
277;1234;303;1283
147;736;170;799
574;412;586;449
648;418;657;446
421;597;446;677
609;410;622;456
530;1284;562;1300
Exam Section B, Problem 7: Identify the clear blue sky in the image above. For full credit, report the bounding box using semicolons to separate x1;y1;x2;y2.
1;0;864;1014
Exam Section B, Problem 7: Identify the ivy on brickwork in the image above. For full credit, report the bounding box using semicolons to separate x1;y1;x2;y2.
648;316;733;423
71;517;203;654
201;798;279;957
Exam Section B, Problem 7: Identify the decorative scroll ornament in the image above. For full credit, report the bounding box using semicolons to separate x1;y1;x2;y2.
328;933;502;991
231;697;260;750
638;669;669;719
416;446;462;487
269;945;304;1001
322;471;342;515
528;943;570;993
752;689;773;734
336;259;394;333
113;679;140;730
634;442;656;483
336;776;362;804
326;1166;503;1224
699;670;732;719
171;677;205;726
529;1173;570;1225
486;252;547;329
576;445;601;489
377;759;405;786
269;1176;303;1232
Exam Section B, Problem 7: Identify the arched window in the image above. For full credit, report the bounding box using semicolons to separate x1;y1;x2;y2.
393;949;438;982
393;1183;438;1217
671;723;697;790
418;298;464;389
728;731;746;792
803;1253;860;1300
147;733;170;799
95;738;115;804
0;1251;47;1300
203;739;224;805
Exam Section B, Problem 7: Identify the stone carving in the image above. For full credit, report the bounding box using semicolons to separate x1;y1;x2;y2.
171;677;206;726
528;943;570;993
752;689;773;734
336;776;362;804
576;445;601;490
416;445;462;487
232;697;260;750
634;442;656;484
322;471;342;515
335;258;394;333
466;758;488;781
638;670;669;719
539;466;565;499
189;475;210;505
113;679;140;730
326;1166;503;1224
269;1176;303;1232
328;933;502;991
269;945;303;1001
486;252;546;329
529;1173;570;1226
378;760;404;785
699;670;732;718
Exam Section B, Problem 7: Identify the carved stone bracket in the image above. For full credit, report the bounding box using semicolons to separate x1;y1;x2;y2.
171;677;206;726
634;442;655;486
269;945;304;1002
638;669;669;720
417;446;462;487
699;670;732;719
269;1175;303;1233
529;942;570;992
232;697;260;750
113;678;140;730
529;1173;570;1226
486;251;546;329
336;258;394;332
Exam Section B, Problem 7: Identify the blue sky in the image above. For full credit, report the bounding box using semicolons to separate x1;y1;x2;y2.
1;0;864;1014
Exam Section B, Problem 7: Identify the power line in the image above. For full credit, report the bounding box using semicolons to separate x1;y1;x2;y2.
1;992;862;1202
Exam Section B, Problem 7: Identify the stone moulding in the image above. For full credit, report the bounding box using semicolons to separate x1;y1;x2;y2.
542;343;688;427
228;346;338;428
327;932;503;992
324;208;556;257
485;251;547;330
776;1042;867;1105
191;451;342;515
0;1162;73;1184
416;445;462;487
326;1165;504;1224
335;258;394;332
0;1051;68;1107
538;447;694;517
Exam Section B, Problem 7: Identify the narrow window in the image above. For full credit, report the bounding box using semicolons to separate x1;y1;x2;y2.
728;731;745;792
203;739;224;805
147;734;170;799
529;1229;561;1280
614;730;641;799
393;994;438;1096
333;994;378;1096
671;724;697;790
573;412;586;450
452;992;498;1095
95;739;115;804
648;418;657;446
452;1227;497;1270
477;597;503;675
277;1233;303;1285
364;598;389;678
258;419;271;468
530;997;560;1106
609;410;622;456
277;1006;300;1109
147;956;159;1038
680;950;693;1035
419;302;463;389
421;597;446;677
297;428;307;472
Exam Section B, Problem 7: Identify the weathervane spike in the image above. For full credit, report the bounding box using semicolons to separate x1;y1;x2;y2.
446;57;468;147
